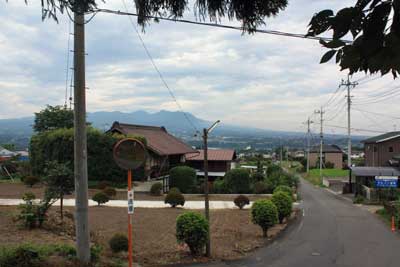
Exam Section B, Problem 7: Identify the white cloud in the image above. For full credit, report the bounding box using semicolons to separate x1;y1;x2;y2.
0;0;398;135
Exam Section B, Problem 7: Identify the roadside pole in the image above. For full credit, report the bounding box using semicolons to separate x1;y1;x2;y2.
203;128;211;257
73;2;91;263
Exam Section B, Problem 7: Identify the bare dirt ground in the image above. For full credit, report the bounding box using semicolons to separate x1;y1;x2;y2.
0;205;290;266
0;183;269;201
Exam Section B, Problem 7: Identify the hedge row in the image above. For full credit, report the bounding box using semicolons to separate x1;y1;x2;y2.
29;127;146;183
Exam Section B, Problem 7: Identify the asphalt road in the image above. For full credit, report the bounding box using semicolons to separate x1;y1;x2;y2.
198;179;400;267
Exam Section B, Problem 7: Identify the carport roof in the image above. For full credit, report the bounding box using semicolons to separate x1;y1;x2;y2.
350;166;400;177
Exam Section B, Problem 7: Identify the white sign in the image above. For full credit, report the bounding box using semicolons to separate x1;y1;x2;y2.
127;190;134;214
375;176;398;180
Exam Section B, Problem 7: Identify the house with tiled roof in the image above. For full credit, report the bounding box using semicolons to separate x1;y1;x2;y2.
185;149;237;179
108;122;196;177
362;131;400;167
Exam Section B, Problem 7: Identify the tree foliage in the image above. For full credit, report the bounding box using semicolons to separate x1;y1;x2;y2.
33;105;74;133
224;168;251;194
176;212;209;255
34;0;288;33
307;0;400;78
30;127;146;183
44;161;74;219
169;166;197;193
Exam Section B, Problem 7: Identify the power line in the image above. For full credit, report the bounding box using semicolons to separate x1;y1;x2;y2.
352;108;400;120
120;0;199;132
314;122;386;134
95;8;352;43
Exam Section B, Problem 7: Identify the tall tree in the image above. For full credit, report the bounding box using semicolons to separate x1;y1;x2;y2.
307;0;400;78
34;105;74;133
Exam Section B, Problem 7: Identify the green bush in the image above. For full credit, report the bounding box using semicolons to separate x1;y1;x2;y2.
266;164;282;177
176;212;209;255
251;172;265;182
265;173;280;193
165;188;185;208
29;127;146;183
271;191;293;223
22;192;36;202
109;234;128;253
353;195;365;204
150;182;163;196
279;173;299;188
234;195;250;209
274;185;293;196
325;161;335;169
225;168;251;194
169;166;197;193
90;244;103;262
253;181;268;194
92;192;109;206
24;176;40;188
213;179;230;193
103;187;117;198
251;199;278;237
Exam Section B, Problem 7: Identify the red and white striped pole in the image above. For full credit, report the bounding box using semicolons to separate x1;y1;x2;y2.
128;169;133;267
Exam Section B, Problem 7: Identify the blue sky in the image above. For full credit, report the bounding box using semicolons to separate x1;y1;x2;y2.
0;0;398;135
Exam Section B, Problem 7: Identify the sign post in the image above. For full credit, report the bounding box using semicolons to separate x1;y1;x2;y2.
113;139;146;267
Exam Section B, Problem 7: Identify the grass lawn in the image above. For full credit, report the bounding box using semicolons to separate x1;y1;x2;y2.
303;169;349;186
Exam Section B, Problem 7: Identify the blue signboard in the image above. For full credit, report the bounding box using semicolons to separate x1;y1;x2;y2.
375;176;398;188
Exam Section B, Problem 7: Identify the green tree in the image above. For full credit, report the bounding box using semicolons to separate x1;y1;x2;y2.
307;0;400;78
271;191;292;223
251;199;278;237
34;105;74;133
1;143;15;151
225;168;251;194
44;161;74;221
169;166;197;193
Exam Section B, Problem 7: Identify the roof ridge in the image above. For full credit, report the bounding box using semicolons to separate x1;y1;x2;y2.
117;122;165;131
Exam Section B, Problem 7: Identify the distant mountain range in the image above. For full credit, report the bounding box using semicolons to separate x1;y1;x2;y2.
0;110;368;150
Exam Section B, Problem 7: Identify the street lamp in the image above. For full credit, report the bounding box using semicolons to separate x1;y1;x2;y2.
203;120;220;257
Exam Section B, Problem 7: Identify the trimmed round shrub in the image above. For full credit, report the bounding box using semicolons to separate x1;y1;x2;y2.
253;181;268;194
92;192;109;206
251;199;278;237
225;168;251;194
165;188;185;208
279;173;299;188
97;180;111;190
103;187;117;198
169;166;197;193
213;179;229;194
271;191;293;224
150;182;163;196
24;176;40;188
176;212;209;255
273;185;293;196
234;195;250;209
109;233;129;253
22;192;36;202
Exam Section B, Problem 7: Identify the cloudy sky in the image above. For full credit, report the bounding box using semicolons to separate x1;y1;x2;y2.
0;0;398;136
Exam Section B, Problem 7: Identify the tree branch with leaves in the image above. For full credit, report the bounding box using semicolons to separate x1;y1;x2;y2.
307;0;400;78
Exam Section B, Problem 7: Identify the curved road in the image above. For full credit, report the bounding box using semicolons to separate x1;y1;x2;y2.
199;179;400;267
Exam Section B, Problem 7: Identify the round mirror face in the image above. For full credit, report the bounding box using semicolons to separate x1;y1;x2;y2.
113;139;146;170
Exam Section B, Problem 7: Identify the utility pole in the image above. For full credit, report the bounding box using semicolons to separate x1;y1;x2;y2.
203;120;220;258
315;107;325;177
304;118;313;173
73;1;90;263
340;76;357;193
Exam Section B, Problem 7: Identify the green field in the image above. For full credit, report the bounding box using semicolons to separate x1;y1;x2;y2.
304;169;349;186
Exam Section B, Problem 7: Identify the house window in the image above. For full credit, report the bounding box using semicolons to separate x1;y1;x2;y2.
373;146;377;152
389;147;394;152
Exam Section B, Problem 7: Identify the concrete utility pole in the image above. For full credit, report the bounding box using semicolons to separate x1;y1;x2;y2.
340;76;357;193
304;118;313;173
73;2;90;263
315;107;325;176
203;120;220;257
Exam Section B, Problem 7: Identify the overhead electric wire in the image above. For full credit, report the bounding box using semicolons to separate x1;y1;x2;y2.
353;86;400;105
95;8;352;43
352;108;400;120
314;122;386;134
120;0;199;132
356;109;388;131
